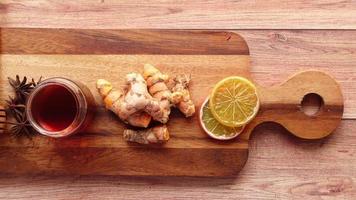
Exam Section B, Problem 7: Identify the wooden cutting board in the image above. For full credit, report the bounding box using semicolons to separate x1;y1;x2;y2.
0;28;343;176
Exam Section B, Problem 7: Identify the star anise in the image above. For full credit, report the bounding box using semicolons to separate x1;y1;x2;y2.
6;110;34;138
6;75;42;138
5;96;24;115
8;75;34;102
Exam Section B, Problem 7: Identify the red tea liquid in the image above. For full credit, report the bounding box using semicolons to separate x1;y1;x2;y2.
31;84;78;132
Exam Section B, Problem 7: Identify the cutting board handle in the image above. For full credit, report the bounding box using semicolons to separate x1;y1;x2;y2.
244;71;344;140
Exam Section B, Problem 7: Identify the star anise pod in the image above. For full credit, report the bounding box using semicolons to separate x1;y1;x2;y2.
6;113;34;138
5;100;34;138
5;96;25;114
8;75;34;102
6;75;43;138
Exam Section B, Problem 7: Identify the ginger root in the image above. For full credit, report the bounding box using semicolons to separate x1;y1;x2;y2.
167;74;195;117
123;125;169;144
143;64;195;117
96;72;168;127
143;64;172;123
96;78;151;127
97;64;195;144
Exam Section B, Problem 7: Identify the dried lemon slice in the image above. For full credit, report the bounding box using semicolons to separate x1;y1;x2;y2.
209;76;259;127
200;98;244;140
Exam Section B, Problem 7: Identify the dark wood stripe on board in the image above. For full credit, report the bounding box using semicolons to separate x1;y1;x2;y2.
0;28;249;55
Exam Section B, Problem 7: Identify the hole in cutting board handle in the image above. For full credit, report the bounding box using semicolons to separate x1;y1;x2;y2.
301;93;324;116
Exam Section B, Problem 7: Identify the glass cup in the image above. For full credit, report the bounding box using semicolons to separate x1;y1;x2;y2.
26;77;95;138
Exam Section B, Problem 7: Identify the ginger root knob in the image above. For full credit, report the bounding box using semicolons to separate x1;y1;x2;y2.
123;125;169;144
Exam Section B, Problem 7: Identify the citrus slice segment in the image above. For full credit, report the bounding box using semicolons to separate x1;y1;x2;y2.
209;76;259;127
200;97;244;140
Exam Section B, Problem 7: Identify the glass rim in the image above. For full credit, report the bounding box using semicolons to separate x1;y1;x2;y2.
26;77;88;138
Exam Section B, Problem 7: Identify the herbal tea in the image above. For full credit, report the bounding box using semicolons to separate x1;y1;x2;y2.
30;84;78;132
26;77;95;137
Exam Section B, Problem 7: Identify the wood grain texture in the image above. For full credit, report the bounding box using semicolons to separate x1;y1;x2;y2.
0;29;254;176
0;120;355;199
0;53;251;176
251;71;343;139
237;30;356;119
2;28;355;118
1;0;356;29
0;106;5;133
1;0;356;198
0;28;355;196
0;29;343;176
0;56;343;176
0;28;249;55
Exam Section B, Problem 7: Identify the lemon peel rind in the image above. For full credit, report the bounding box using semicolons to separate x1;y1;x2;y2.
200;97;245;140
